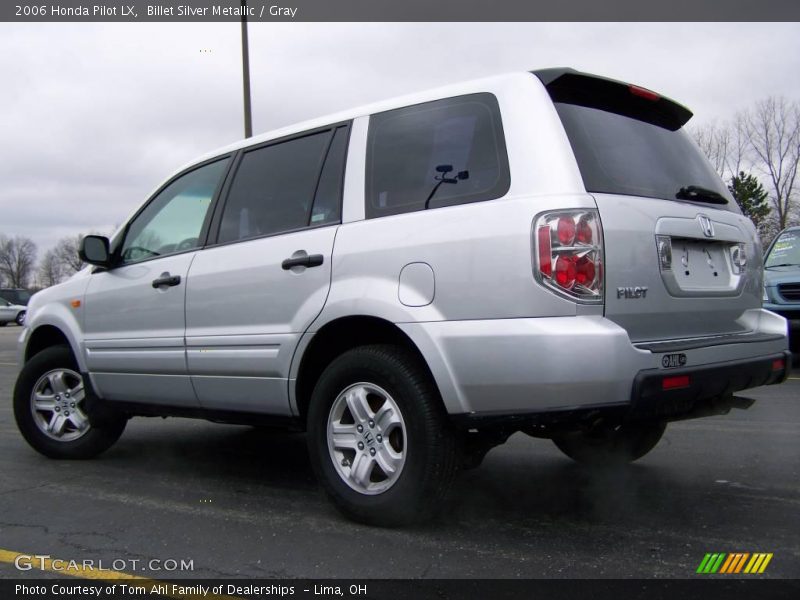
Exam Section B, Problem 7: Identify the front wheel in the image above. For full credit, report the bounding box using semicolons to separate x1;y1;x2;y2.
307;345;460;526
14;346;127;459
552;422;666;465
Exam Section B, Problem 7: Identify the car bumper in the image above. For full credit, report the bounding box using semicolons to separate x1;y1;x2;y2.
764;304;800;328
629;351;790;420
399;309;789;417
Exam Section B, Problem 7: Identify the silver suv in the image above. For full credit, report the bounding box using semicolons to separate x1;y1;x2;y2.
14;69;790;525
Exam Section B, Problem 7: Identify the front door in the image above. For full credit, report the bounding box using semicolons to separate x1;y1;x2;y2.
82;158;229;406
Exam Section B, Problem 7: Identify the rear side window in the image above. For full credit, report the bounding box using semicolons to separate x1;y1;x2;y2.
366;93;509;219
311;126;349;226
218;126;347;244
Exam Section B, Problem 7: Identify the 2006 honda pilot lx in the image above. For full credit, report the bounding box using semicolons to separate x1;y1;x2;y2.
15;69;791;525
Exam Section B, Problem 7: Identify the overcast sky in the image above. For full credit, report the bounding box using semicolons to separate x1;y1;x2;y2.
2;22;800;256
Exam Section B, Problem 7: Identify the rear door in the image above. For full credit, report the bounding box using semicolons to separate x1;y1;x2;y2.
539;70;761;342
184;124;349;414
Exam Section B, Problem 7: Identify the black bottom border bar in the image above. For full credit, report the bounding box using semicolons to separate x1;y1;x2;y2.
4;579;800;600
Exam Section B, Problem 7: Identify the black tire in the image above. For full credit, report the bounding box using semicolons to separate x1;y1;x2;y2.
307;344;460;526
15;312;25;326
0;321;7;327
552;422;666;465
14;345;127;459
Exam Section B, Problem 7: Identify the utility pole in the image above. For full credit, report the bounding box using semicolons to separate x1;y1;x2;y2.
240;0;253;138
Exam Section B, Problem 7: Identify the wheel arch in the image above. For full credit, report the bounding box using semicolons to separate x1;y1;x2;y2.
290;315;451;423
24;323;84;371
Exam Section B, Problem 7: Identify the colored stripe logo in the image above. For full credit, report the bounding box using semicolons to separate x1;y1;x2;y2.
697;553;773;574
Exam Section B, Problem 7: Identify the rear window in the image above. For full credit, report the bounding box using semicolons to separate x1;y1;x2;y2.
555;102;734;208
366;93;510;219
766;230;800;268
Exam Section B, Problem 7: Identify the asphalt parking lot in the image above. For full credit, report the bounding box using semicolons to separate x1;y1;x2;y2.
0;325;798;580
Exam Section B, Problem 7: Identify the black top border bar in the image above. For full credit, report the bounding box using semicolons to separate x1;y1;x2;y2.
4;0;800;22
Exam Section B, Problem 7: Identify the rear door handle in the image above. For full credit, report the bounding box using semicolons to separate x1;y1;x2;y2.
282;253;324;270
152;273;182;288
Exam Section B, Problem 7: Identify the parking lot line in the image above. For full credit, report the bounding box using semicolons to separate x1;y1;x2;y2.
0;549;241;600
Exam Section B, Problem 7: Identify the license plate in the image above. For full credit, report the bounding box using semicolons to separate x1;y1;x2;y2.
672;241;731;289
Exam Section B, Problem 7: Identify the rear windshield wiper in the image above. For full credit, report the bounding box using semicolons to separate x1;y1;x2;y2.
765;263;799;269
675;185;728;205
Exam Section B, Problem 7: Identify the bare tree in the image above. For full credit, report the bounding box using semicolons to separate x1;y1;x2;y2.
692;121;731;178
54;234;85;276
691;118;749;180
742;96;800;230
0;235;37;288
38;248;65;288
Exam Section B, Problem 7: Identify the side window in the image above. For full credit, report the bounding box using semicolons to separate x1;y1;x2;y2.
310;126;349;226
120;159;228;265
366;93;510;219
218;130;336;244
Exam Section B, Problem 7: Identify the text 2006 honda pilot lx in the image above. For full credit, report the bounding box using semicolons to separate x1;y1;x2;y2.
15;69;790;525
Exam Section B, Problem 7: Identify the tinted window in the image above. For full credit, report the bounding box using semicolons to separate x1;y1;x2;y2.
0;289;30;305
310;126;349;226
219;131;333;243
366;93;509;218
555;102;735;207
120;159;227;264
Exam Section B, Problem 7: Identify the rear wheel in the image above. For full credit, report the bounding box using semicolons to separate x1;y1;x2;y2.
16;311;26;326
552;422;666;465
307;344;460;526
14;346;127;459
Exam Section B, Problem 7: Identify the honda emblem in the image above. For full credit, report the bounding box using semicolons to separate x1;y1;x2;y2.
698;214;715;238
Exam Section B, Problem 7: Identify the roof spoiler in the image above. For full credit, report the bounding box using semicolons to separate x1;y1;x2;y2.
532;68;693;131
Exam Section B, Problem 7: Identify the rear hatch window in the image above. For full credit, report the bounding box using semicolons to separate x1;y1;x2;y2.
538;69;736;210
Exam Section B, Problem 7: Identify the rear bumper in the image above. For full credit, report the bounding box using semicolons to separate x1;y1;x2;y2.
629;351;791;421
399;308;789;418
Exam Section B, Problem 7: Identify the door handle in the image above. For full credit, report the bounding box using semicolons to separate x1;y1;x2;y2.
152;273;182;288
282;254;324;270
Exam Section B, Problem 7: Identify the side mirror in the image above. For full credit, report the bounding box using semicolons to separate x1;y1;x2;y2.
79;235;111;268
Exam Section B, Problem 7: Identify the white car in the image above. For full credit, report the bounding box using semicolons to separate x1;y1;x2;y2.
0;298;25;326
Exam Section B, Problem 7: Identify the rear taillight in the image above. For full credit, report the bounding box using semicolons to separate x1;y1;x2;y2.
534;210;603;302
